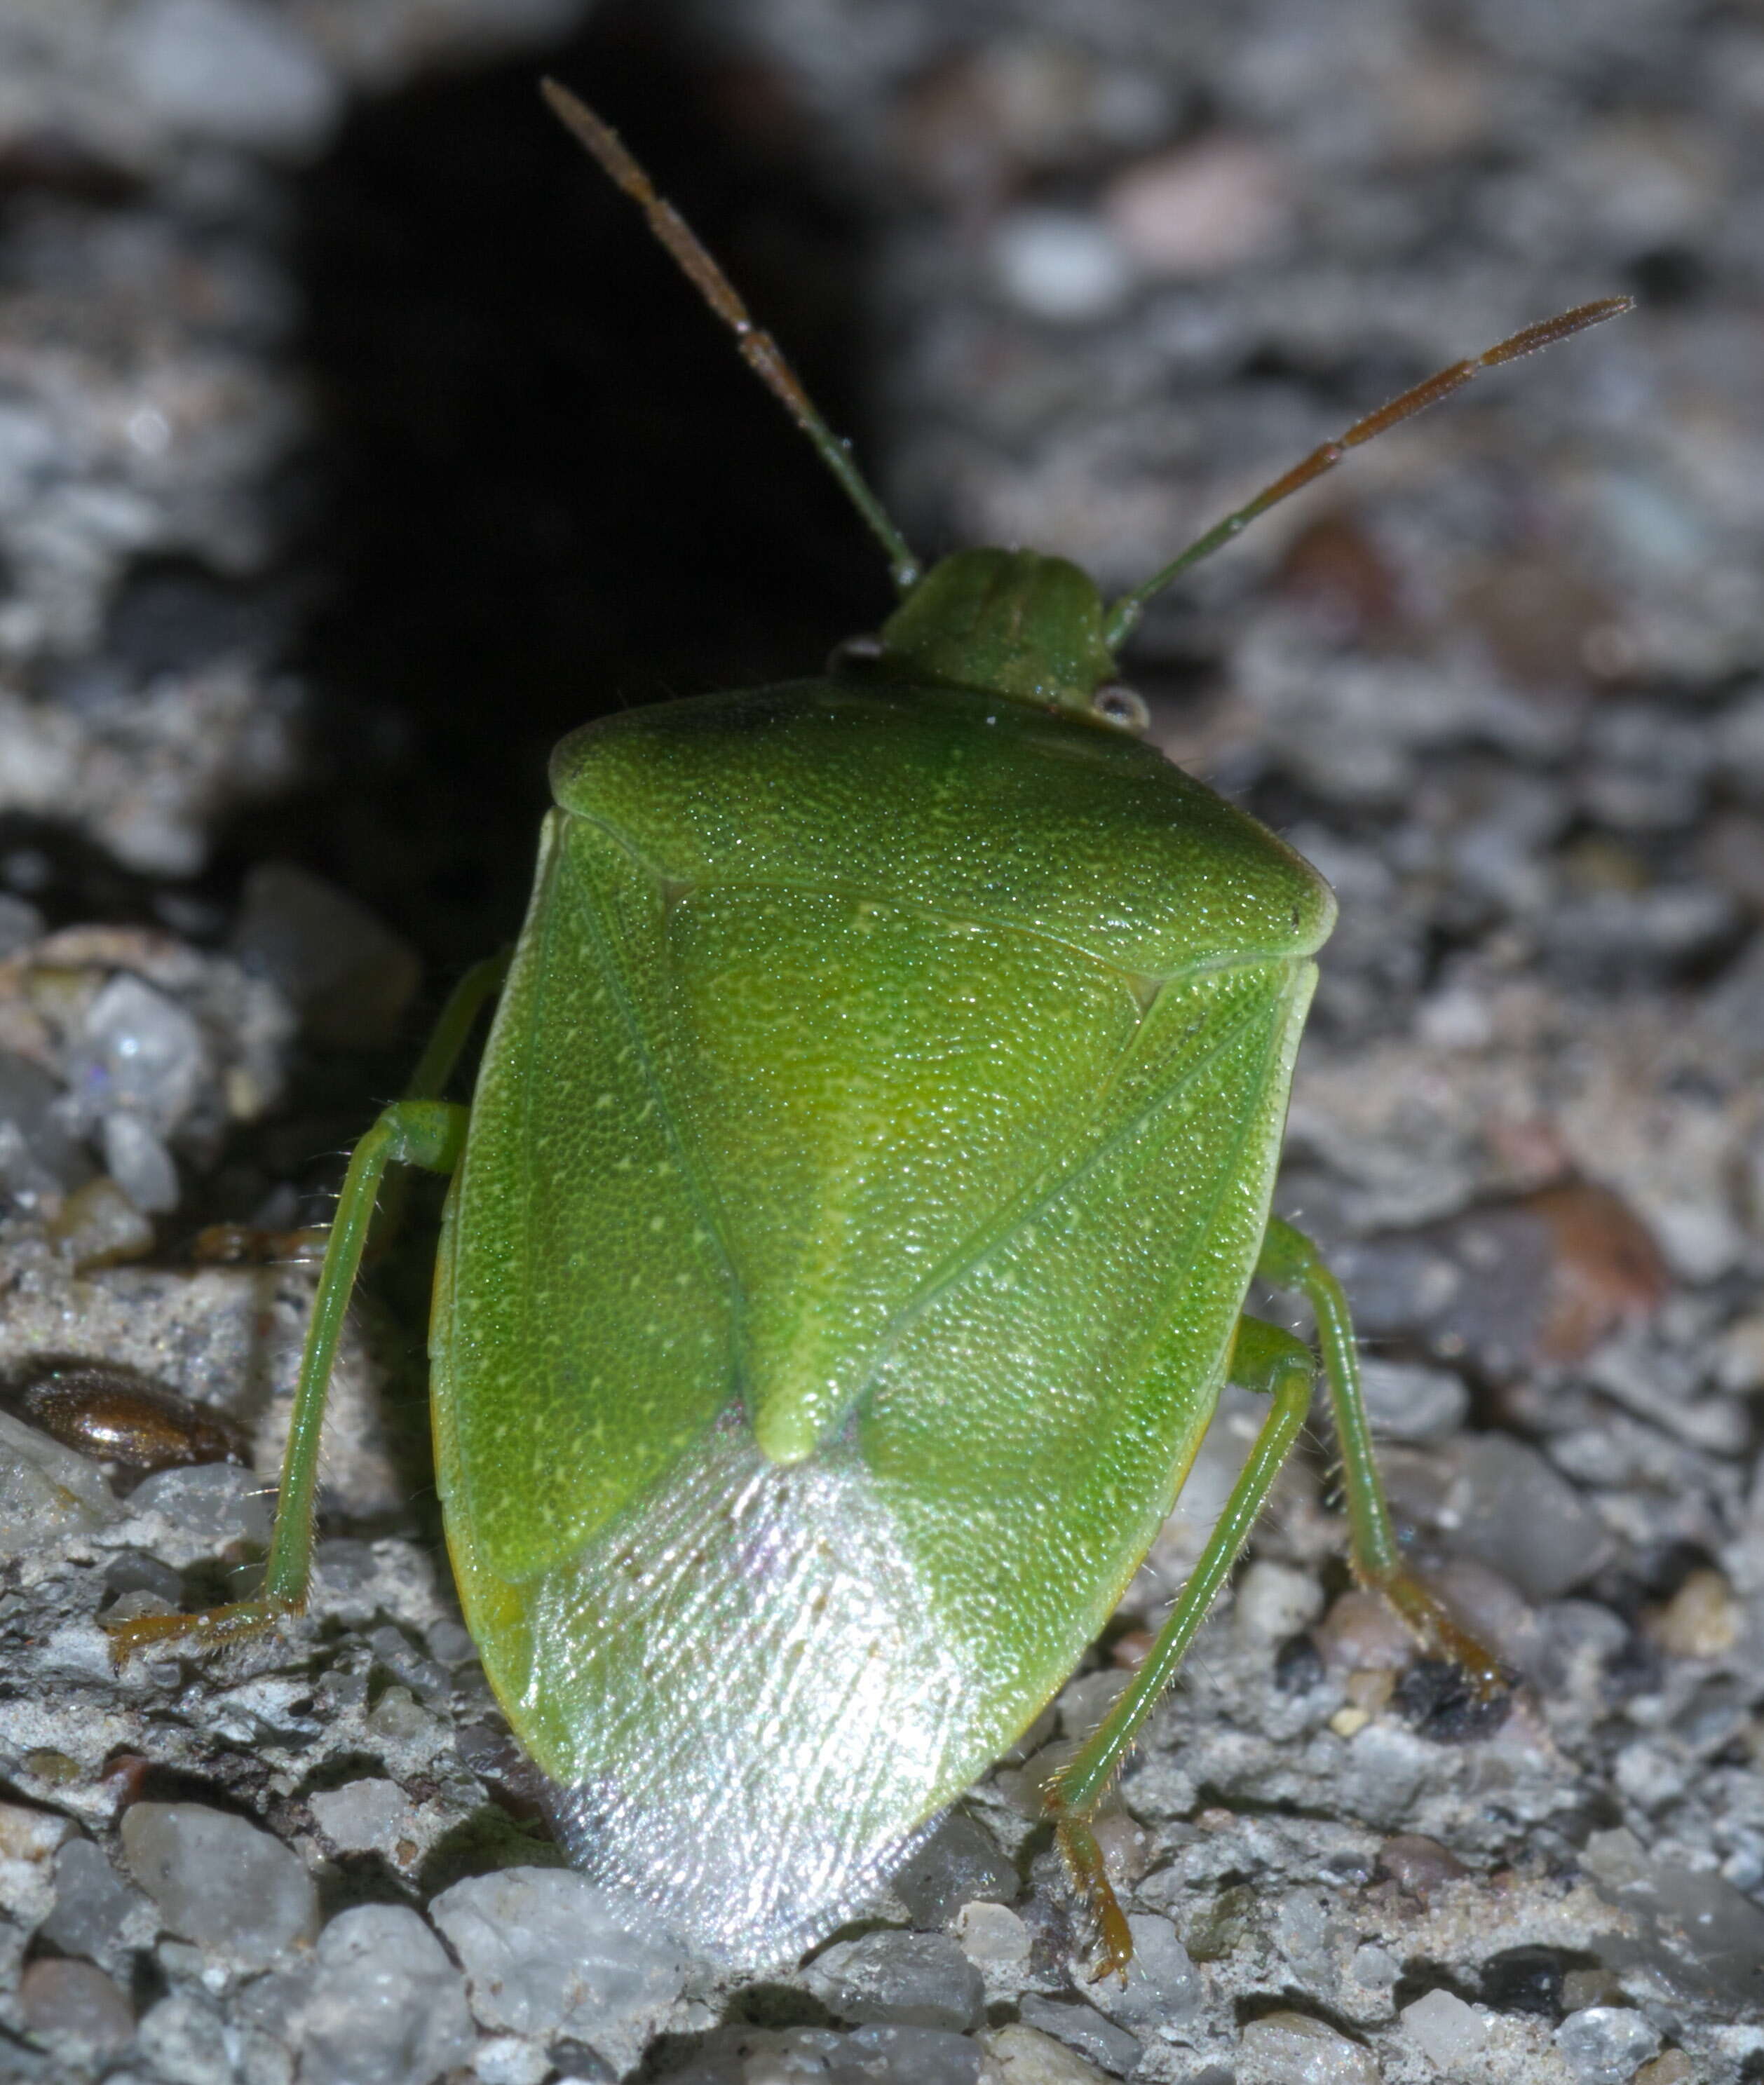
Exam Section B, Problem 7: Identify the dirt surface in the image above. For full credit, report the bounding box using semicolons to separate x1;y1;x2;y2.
3;2;1764;2080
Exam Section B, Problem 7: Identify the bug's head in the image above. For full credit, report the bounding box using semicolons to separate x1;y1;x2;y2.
855;548;1146;731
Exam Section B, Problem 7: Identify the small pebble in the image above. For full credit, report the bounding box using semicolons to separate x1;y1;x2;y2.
128;1462;273;1551
1018;1995;1140;2075
955;1899;1031;1974
1562;1968;1629;2012
1087;1912;1199;2029
1354;1357;1470;1442
301;1902;475;2085
44;1176;156;1268
1313;1589;1413;1675
1233;1558;1324;1643
1647;1566;1742;1658
123;0;341;154
1556;2005;1664;2083
1088;1809;1152;1886
1633;2055;1695;2084
137;1989;233;2085
101;1110;180;1211
0;1047;91;1196
1103;134;1292;276
670;2023;982;2084
39;1837;149;1962
1349;1943;1399;1994
308;1777;414;1857
0;890;43;956
1237;2010;1380;2083
1439;1433;1613;1601
893;1809;1017;1926
989;209;1133;321
0;1408;120;1551
1378;1834;1467;1899
1427;1556;1537;1667
65;972;207;1136
473;2035;552;2085
1400;1987;1488;2067
1479;1944;1568;2016
428;1867;686;2038
18;1955;133;2052
121;1801;318;1966
231;861;421;1049
980;2023;1111;2084
803;1929;984;2034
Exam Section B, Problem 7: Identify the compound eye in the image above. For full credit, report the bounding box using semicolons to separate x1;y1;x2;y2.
1092;683;1150;733
827;633;884;674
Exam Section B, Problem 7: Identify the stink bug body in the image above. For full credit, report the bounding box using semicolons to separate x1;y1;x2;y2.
112;85;1631;1975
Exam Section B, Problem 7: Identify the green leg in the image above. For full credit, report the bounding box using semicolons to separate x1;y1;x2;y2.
367;952;510;1255
1256;1216;1504;1691
1048;1314;1315;1980
400;953;511;1101
108;1094;469;1658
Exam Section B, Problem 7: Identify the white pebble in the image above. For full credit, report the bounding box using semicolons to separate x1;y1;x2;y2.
1401;1987;1489;2066
1234;1558;1324;1642
989;210;1133;321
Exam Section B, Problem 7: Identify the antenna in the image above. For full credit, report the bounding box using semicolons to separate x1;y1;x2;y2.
1102;296;1636;652
542;79;921;595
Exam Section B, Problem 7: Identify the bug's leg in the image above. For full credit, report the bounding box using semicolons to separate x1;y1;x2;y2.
366;951;509;1256
107;1096;468;1659
1047;1315;1316;1981
1256;1215;1505;1694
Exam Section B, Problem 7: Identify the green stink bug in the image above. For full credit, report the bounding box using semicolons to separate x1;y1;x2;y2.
112;85;1630;1976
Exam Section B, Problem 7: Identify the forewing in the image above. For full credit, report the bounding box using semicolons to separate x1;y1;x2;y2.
436;814;734;1582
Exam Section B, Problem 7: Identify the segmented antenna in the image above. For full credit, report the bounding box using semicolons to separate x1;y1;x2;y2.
1102;295;1636;651
542;79;921;595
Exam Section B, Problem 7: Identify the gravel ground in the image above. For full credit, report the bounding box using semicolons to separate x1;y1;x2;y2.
3;1;1764;2081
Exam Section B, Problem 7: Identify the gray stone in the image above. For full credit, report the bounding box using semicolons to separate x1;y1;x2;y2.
1237;2011;1380;2084
1556;2006;1664;2083
231;861;421;1048
1233;1558;1325;1643
955;1899;1032;1976
64;973;207;1137
39;1838;149;1965
0;892;42;958
1583;1829;1764;2012
0;1409;118;1552
121;1802;317;1967
1018;1994;1141;2076
0;1804;73;1929
1087;1912;1200;2030
301;1903;475;2085
1401;1988;1489;2067
122;0;341;156
100;1108;180;1212
307;1778;414;1857
137;1988;234;2085
668;2022;983;2084
1355;1356;1471;1441
18;1957;133;2053
893;1810;1019;1927
803;1929;986;2033
0;1048;91;1198
128;1460;273;1551
1438;1433;1613;1601
981;2024;1113;2082
428;1867;686;2039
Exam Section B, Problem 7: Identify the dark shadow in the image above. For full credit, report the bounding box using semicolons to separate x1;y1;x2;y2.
238;2;895;971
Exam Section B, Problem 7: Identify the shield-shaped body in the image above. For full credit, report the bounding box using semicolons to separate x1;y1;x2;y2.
430;677;1333;1960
